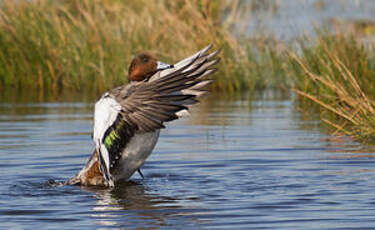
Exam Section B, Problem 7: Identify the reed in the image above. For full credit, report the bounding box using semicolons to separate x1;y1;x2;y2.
0;0;282;97
288;30;375;142
3;1;375;143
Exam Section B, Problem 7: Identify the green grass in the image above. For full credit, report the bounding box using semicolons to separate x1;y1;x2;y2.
287;30;375;143
2;1;375;143
0;0;286;97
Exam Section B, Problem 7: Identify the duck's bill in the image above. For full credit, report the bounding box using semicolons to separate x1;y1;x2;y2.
157;61;174;70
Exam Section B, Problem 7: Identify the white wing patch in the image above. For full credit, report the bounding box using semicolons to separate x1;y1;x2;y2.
93;94;122;186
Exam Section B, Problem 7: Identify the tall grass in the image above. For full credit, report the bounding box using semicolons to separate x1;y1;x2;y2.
2;1;375;143
288;30;375;142
0;0;284;97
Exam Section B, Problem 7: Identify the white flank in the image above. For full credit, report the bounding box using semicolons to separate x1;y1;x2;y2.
93;94;122;182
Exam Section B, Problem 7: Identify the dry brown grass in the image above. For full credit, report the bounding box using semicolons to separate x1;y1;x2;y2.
288;31;375;142
0;0;274;98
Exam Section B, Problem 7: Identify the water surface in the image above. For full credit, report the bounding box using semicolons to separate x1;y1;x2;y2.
1;93;375;229
243;0;375;40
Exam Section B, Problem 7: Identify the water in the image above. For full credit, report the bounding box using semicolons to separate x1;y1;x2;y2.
242;0;375;41
1;93;375;229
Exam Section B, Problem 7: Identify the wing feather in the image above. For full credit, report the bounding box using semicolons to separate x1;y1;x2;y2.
93;44;220;186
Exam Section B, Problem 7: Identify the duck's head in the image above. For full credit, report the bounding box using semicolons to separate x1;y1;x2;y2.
128;52;173;82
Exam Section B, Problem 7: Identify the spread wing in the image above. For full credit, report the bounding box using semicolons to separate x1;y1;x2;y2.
93;44;220;186
149;44;220;116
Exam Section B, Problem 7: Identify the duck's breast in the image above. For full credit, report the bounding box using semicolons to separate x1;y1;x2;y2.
114;130;160;181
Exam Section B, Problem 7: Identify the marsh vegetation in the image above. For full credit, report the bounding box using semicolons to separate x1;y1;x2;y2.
0;0;375;143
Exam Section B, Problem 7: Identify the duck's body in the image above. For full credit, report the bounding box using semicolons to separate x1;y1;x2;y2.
67;44;219;187
70;132;159;186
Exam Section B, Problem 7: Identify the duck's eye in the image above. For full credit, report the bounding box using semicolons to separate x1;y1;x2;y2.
142;57;148;63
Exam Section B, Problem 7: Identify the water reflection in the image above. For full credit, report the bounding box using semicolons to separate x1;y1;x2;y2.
82;181;189;228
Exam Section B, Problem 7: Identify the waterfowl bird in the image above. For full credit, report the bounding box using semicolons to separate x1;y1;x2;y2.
66;44;220;187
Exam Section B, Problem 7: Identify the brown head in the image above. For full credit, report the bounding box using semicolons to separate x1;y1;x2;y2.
128;52;173;82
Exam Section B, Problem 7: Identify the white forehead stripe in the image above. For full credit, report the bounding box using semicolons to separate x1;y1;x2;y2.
157;61;172;70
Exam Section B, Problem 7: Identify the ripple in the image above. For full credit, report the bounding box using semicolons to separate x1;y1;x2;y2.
2;96;375;229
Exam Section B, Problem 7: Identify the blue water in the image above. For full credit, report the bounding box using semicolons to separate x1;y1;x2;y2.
1;93;375;229
243;0;375;40
2;0;375;228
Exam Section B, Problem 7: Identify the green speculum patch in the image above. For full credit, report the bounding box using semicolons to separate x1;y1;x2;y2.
104;131;119;149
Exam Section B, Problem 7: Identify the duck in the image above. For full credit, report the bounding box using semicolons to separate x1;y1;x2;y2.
66;44;220;187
